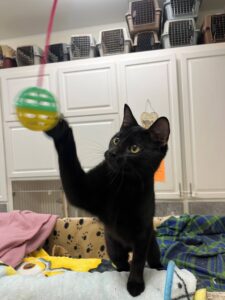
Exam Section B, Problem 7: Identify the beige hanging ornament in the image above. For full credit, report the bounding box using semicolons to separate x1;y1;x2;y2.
141;100;158;129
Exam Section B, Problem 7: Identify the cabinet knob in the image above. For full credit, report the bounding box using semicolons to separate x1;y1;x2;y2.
189;183;193;198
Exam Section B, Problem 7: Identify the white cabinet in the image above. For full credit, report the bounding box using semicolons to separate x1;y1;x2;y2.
118;53;182;199
181;48;225;199
58;60;119;117
69;114;119;170
4;115;119;178
0;108;7;202
1;43;225;210
4;122;58;178
0;65;57;121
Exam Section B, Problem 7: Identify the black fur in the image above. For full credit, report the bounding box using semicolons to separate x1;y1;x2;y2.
46;104;170;297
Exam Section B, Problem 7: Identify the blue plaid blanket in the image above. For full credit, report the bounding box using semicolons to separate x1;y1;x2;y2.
157;214;225;291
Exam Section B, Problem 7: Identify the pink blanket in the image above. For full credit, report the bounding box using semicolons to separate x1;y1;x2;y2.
0;210;58;267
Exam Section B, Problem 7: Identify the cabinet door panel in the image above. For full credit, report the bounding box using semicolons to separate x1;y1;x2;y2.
1;67;56;121
58;61;118;117
68;115;119;170
118;54;182;199
181;50;225;198
5;123;58;178
0;119;7;202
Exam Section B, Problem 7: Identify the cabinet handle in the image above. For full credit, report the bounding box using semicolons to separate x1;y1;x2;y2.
179;183;182;198
189;183;193;198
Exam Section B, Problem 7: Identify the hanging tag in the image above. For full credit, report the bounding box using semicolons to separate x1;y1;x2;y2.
141;111;158;129
140;99;158;129
154;160;166;182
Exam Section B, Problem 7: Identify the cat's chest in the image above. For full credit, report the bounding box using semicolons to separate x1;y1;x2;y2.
105;192;154;241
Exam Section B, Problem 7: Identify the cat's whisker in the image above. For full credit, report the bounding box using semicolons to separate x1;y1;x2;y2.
85;140;106;152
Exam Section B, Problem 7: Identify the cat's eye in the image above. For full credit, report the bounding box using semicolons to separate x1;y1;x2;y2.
129;145;141;154
112;137;120;145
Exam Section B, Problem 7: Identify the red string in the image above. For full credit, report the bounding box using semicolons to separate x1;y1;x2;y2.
37;0;58;87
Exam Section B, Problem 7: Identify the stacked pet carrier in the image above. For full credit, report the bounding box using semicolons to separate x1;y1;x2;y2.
161;0;201;48
126;0;161;52
16;45;43;66
97;28;132;56
48;43;70;63
0;45;17;69
70;34;98;59
201;13;225;44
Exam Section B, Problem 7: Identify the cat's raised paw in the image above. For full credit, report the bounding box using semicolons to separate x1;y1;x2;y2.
127;280;145;297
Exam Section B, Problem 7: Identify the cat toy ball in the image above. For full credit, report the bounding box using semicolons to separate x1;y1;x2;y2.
15;0;59;131
15;86;59;131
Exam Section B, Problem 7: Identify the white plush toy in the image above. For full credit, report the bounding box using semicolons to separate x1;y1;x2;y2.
0;261;196;300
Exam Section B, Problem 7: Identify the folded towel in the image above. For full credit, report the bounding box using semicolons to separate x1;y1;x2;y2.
0;210;58;267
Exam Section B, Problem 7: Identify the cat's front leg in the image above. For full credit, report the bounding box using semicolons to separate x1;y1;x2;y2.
105;231;130;272
127;232;150;297
147;231;163;270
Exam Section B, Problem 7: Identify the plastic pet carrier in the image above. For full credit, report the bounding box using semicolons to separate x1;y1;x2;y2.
133;31;160;51
202;14;225;44
164;0;202;20
0;45;17;69
16;45;43;66
126;0;161;38
161;18;199;48
48;43;70;63
70;35;98;59
97;28;132;56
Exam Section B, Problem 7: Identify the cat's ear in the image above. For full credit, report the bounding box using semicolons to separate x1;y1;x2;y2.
149;117;170;146
121;104;138;129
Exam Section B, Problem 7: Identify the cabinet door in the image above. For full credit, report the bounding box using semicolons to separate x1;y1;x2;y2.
1;66;57;121
181;49;225;199
68;115;119;170
118;53;182;199
0;115;7;202
4;122;58;178
58;60;118;117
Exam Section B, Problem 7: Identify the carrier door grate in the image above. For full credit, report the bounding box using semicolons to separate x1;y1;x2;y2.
48;44;68;62
102;29;124;54
136;32;157;51
71;36;91;58
212;14;225;41
169;20;194;46
171;0;195;16
131;0;155;25
17;47;34;65
48;49;59;63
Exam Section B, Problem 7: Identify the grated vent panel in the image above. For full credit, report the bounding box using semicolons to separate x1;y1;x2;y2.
131;0;155;25
171;0;195;16
211;14;225;41
12;180;65;217
71;36;91;58
102;29;125;54
169;20;194;46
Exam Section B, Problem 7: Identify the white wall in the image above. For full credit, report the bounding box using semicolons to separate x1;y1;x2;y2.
0;22;126;50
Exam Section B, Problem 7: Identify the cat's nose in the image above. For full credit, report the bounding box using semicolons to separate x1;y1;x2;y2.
106;150;116;158
109;152;116;157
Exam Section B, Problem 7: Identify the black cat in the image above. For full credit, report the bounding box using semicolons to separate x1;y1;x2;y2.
46;104;170;297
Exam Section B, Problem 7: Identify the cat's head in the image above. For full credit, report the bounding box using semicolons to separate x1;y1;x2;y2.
104;104;170;176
